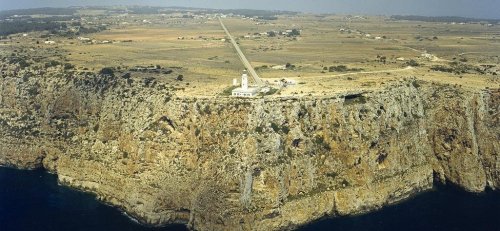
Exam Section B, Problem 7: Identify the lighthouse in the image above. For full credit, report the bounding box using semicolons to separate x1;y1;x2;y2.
241;70;248;90
231;70;259;97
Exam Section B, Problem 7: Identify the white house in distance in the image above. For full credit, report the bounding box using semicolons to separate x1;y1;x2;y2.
78;36;91;41
232;70;259;97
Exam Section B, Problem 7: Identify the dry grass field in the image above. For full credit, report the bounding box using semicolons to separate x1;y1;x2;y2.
53;14;499;97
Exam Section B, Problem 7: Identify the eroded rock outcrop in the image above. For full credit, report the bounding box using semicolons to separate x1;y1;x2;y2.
0;71;498;230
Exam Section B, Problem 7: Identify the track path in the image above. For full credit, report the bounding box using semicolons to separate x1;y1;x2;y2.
283;66;415;79
219;18;264;86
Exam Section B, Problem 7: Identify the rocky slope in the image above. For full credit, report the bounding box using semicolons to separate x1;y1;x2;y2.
0;69;498;230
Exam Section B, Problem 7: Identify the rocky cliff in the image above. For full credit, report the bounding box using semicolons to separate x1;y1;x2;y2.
0;70;498;230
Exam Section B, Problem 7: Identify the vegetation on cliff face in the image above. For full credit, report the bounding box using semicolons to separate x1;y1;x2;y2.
0;65;499;231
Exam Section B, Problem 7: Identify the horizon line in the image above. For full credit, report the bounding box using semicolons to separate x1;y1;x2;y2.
1;5;499;21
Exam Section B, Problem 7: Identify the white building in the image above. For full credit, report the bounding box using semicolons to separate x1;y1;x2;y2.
232;70;259;97
271;65;287;70
78;37;91;41
421;53;435;60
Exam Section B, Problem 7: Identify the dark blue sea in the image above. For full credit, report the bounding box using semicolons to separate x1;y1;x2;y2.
1;167;499;231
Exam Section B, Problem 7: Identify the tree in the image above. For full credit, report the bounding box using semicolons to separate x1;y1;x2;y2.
379;56;387;64
99;67;115;77
329;65;348;72
176;75;184;81
64;63;75;70
121;73;131;79
405;60;419;67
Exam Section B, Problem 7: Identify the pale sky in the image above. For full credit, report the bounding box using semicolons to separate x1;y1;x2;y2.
0;0;498;19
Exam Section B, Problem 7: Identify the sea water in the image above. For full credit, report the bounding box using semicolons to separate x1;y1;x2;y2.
1;167;499;231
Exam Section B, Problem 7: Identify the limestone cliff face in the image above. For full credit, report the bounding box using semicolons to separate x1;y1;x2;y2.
0;72;498;231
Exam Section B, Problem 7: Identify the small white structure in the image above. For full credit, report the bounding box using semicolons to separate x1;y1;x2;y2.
232;70;260;97
274;78;297;87
78;37;91;41
421;53;435;59
233;78;238;86
271;65;287;70
44;41;56;45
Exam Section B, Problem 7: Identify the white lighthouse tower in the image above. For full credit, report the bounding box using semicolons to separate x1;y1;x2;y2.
241;70;249;90
231;70;259;97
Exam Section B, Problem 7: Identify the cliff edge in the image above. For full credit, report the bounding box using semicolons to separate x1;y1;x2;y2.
0;71;498;230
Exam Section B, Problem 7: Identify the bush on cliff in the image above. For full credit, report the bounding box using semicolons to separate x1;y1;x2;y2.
99;67;115;77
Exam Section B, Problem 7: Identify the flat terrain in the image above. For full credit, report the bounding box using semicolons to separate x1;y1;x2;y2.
3;12;500;97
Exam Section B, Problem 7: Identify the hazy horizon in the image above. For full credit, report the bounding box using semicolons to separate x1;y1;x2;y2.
0;0;499;19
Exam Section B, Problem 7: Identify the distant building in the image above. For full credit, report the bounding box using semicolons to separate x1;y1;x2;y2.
272;65;287;70
421;53;435;59
44;41;56;45
78;37;91;41
232;70;259;97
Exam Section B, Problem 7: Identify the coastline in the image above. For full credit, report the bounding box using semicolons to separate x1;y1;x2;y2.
2;166;499;231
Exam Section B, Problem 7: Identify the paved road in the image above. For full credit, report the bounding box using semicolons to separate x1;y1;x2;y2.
219;18;264;86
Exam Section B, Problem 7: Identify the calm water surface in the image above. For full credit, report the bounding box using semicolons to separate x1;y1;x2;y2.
1;167;499;231
299;184;500;231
